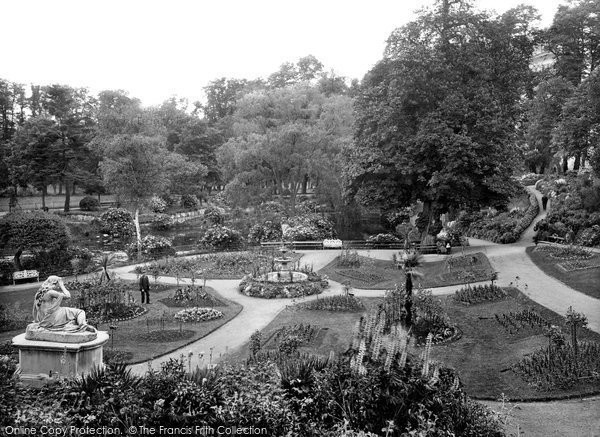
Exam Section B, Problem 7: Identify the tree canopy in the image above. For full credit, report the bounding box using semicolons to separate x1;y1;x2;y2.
345;0;536;226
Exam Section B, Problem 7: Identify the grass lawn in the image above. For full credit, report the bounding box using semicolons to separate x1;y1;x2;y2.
430;287;600;400
319;252;494;289
526;246;600;299
224;298;383;363
225;287;600;401
0;282;243;364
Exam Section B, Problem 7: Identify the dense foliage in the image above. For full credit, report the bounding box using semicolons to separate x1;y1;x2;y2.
78;196;100;211
345;1;535;238
0;210;71;270
199;225;243;249
456;192;539;243
534;174;600;246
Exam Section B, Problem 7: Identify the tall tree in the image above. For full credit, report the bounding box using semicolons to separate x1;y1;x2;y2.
544;0;600;85
217;84;353;212
524;77;574;173
40;84;96;211
99;134;205;256
345;1;536;237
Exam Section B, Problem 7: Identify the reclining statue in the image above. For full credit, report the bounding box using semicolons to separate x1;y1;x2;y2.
25;275;97;343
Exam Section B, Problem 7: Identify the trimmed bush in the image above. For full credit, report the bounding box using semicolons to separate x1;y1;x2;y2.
97;208;135;239
180;194;199;210
79;196;100;211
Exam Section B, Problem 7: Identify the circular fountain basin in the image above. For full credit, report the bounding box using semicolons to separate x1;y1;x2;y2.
262;271;308;283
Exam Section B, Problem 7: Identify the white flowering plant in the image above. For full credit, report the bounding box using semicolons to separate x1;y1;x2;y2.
174;307;223;322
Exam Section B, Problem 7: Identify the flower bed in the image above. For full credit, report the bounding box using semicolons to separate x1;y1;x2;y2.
302;295;364;312
333;269;386;284
141;251;288;279
453;284;507;305
494;309;550;335
174;307;224;322
558;259;600;272
239;271;328;298
534;244;595;261
514;342;600;390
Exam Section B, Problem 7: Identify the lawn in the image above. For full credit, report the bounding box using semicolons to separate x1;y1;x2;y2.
224;298;382;363
0;282;243;364
319;252;495;289
526;246;600;299
430;287;600;400
225;287;600;401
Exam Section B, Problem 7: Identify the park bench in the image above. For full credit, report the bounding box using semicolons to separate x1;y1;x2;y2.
323;239;343;249
12;269;40;285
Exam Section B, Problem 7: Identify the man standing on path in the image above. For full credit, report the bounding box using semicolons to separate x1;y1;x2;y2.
541;194;548;210
139;273;150;304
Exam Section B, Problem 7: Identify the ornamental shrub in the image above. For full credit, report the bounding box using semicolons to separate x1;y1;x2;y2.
0;211;71;270
247;221;282;243
149;196;167;213
127;235;176;259
284;213;336;240
200;225;242;249
79;196;100;211
203;206;224;225
98;208;135;239
150;213;174;231
366;233;401;244
181;194;199;210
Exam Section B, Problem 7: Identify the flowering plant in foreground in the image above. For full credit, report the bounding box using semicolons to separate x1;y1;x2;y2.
174;307;223;322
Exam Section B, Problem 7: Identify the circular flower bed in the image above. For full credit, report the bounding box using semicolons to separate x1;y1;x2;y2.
239;271;328;299
174;307;224;322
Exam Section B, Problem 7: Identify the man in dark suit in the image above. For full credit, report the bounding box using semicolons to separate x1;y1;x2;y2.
139;274;150;304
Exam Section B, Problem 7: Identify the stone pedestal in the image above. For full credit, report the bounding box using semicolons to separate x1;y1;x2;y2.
12;331;109;386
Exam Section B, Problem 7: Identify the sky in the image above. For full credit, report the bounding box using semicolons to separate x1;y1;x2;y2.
2;0;566;107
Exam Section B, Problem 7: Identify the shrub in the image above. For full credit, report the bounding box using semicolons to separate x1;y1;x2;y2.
200;225;242;249
203;206;225;225
284;213;336;241
127;235;176;259
180;194;199;209
97;208;135;239
366;233;401;244
79;196;100;211
337;248;361;268
247;221;282;243
150;213;175;230
458;192;538;244
149;196;167;213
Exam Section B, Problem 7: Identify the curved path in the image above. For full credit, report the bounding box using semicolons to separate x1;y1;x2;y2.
117;185;599;373
2;186;598;435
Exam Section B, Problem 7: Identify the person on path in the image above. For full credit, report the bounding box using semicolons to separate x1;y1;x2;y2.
139;274;150;304
542;194;548;210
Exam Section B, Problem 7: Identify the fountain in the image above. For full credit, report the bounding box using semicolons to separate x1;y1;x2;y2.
265;246;308;282
239;245;329;298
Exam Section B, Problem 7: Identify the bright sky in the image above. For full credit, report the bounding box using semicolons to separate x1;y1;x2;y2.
2;0;565;107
